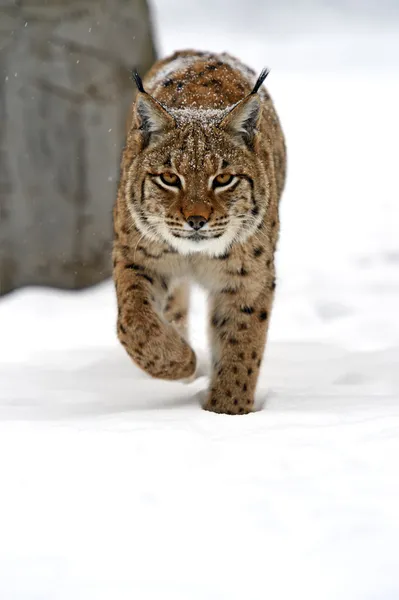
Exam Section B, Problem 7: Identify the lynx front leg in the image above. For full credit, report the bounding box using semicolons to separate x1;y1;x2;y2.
204;282;274;415
114;261;196;380
163;282;190;340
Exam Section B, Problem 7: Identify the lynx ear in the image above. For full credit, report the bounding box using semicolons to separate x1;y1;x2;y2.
135;92;175;143
220;67;269;146
220;95;262;146
132;72;175;144
134;93;175;135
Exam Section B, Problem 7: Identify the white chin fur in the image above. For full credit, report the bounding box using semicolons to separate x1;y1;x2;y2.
162;227;237;257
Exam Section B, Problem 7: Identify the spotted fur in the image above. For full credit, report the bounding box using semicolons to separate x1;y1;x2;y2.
113;50;286;415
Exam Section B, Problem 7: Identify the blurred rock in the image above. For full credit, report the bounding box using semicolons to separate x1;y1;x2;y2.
0;0;156;295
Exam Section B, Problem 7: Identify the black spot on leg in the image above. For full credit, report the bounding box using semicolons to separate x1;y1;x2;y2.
257;359;261;368
248;367;253;376
239;352;245;360
160;277;168;291
234;399;238;405
229;337;239;345
137;273;154;284
251;205;259;217
271;220;277;228
126;284;139;292
211;398;217;407
270;280;276;291
253;247;264;257
259;311;268;321
233;366;238;374
219;329;229;342
119;323;126;334
266;259;271;268
241;306;254;315
212;315;229;328
252;351;257;360
143;299;149;306
239;267;248;276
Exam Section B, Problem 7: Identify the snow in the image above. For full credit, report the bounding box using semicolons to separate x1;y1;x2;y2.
1;4;399;599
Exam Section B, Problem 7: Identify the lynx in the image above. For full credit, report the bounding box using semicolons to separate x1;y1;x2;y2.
113;50;286;414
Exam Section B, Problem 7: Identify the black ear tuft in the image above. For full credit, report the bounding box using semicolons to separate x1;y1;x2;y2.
132;70;146;93
251;67;270;95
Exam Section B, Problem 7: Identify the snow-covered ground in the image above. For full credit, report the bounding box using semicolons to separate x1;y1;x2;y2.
1;3;399;599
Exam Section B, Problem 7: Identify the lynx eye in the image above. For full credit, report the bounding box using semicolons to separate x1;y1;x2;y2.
159;172;180;187
213;173;235;188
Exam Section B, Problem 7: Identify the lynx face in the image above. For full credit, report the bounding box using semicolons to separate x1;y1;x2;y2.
126;96;270;257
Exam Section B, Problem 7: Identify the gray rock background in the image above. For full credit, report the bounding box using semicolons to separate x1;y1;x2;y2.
0;0;156;295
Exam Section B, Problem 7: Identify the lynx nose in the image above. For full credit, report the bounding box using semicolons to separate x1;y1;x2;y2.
186;215;208;231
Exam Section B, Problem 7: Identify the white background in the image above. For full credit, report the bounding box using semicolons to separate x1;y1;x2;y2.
1;1;398;598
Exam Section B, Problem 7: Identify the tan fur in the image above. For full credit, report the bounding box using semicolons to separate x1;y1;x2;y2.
113;50;286;414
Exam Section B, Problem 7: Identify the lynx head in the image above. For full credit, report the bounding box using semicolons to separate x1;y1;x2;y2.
126;70;270;257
